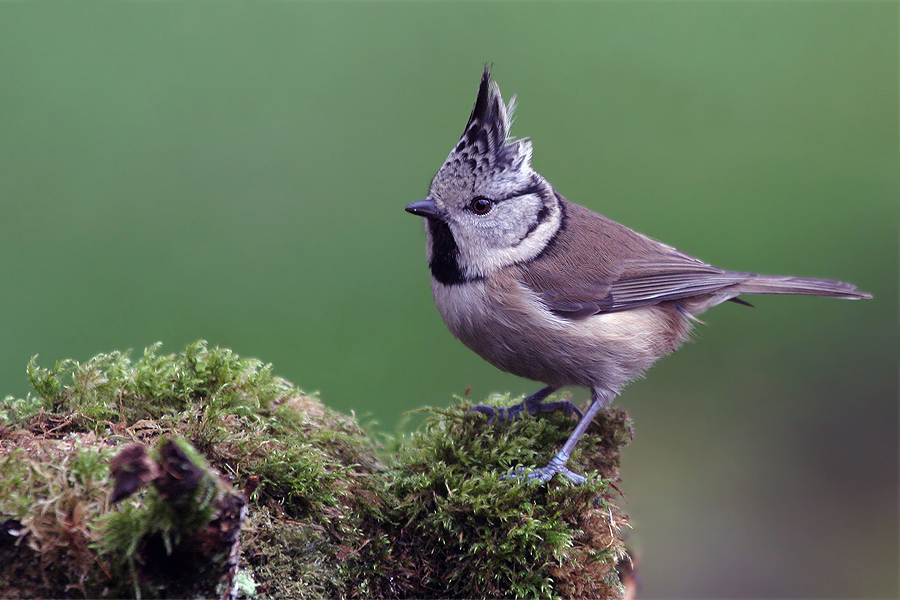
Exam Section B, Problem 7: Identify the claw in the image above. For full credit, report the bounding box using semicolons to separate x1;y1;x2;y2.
466;402;525;423
502;464;587;485
466;404;499;424
531;400;583;420
466;386;582;424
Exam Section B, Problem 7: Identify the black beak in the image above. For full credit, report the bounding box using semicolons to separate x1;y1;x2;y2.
405;198;441;219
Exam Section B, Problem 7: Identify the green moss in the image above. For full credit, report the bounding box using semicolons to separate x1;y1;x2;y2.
0;435;114;599
242;504;345;599
99;439;219;555
94;436;247;599
350;396;631;599
0;342;632;599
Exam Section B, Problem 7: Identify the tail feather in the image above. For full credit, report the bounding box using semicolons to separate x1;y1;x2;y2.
733;274;872;300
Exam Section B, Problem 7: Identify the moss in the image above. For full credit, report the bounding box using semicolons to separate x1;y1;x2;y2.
0;435;114;599
97;437;237;598
0;342;633;599
349;396;631;599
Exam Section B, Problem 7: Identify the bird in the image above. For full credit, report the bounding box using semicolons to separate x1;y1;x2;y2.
405;66;872;484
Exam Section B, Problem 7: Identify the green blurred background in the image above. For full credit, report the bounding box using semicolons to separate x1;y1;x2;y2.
1;2;896;597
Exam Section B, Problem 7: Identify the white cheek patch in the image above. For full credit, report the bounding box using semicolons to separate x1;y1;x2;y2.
496;194;541;242
456;197;561;278
493;212;559;266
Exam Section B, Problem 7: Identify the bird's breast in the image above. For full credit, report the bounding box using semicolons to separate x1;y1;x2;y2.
430;273;694;390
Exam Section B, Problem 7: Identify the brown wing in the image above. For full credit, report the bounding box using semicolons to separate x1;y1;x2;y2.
514;197;754;317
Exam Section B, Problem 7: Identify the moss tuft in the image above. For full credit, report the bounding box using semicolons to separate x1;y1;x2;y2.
0;343;633;599
347;394;631;599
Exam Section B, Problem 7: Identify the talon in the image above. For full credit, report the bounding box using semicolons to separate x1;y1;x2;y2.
502;467;528;482
502;461;587;485
555;467;587;485
466;401;526;423
532;400;583;420
503;466;571;485
466;405;498;424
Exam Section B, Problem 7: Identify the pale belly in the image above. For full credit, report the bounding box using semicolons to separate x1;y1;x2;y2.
431;277;693;392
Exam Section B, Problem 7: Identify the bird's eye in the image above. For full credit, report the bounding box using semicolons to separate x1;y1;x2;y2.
470;197;493;215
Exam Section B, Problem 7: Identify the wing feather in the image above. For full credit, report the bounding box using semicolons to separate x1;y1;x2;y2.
538;261;753;316
513;198;751;318
511;197;867;319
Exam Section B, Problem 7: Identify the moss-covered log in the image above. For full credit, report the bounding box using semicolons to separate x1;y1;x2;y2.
0;341;634;599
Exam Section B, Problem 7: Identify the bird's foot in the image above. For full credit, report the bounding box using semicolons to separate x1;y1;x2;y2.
531;399;584;420
466;402;527;424
498;390;612;487
503;463;587;485
503;452;586;485
467;387;581;424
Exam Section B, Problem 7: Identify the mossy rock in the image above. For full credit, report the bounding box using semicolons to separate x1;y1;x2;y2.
0;341;633;599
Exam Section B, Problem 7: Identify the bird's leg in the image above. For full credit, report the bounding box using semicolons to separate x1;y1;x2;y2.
510;388;615;485
467;385;582;423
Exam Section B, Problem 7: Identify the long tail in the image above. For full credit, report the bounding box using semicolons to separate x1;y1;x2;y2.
733;274;872;300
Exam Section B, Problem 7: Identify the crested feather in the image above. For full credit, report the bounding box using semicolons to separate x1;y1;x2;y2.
455;66;528;172
465;66;514;149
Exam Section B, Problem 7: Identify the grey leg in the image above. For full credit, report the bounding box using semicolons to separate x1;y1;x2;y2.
509;387;616;485
467;386;582;423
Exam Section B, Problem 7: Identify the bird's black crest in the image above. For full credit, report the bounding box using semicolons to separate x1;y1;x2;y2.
464;65;494;134
453;65;521;170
